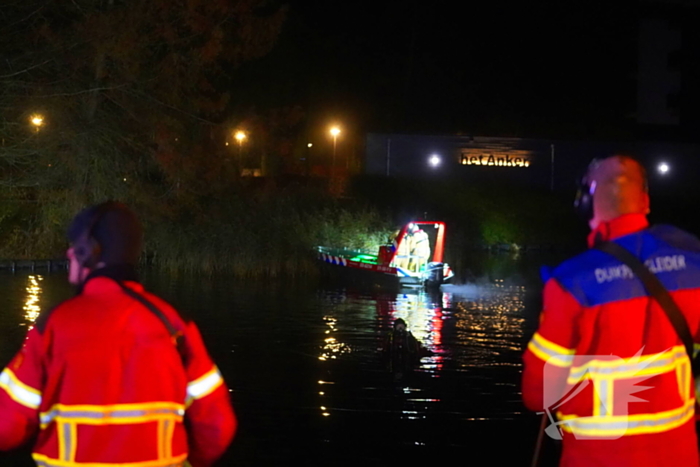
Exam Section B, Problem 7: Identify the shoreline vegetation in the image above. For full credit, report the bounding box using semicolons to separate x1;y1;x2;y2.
0;175;587;278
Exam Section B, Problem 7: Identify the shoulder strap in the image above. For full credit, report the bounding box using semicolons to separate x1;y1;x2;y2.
596;241;698;375
117;282;188;365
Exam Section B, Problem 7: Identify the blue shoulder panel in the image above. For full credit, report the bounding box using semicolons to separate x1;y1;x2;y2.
552;225;700;307
540;265;554;284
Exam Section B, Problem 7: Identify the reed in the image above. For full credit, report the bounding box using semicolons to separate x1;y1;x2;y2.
144;190;393;277
0;174;583;277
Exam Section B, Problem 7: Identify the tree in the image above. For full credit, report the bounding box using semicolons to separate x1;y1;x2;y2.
0;0;286;256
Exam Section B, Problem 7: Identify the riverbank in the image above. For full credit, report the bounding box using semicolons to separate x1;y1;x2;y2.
0;175;590;276
0;259;67;273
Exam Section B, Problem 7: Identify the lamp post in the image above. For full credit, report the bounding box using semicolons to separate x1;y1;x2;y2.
30;114;44;133
235;131;246;155
234;131;246;170
330;127;340;170
307;143;313;175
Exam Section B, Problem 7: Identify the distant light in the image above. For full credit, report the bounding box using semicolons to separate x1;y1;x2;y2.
30;114;44;129
307;143;313;148
429;155;441;167
330;127;340;137
235;131;246;142
658;162;670;175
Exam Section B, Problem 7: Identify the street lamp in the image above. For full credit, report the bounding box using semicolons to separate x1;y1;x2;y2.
330;127;341;169
234;131;246;165
30;114;44;132
658;162;670;175
235;130;246;148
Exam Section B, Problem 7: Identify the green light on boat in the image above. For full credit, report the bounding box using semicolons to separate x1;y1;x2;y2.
350;254;378;264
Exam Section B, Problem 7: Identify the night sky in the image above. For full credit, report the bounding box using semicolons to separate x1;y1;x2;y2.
228;0;695;140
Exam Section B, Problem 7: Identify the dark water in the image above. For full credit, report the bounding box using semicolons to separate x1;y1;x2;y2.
0;252;568;466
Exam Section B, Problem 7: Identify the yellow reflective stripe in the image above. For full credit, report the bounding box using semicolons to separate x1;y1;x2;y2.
567;346;686;383
57;422;77;463
165;418;175;459
58;423;66;462
564;347;691;419
592;378;614;417
557;398;694;437
40;402;185;429
42;401;184;413
0;368;42;409
187;366;223;402
69;422;77;463
675;357;691;402
32;453;187;467
527;332;575;367
157;420;165;461
156;418;176;461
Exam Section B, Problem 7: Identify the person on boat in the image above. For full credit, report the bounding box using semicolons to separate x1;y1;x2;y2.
407;224;431;273
522;156;700;466
392;228;411;269
0;201;236;466
382;318;423;380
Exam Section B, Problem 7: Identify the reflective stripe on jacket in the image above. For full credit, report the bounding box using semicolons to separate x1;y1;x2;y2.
0;276;236;466
523;220;700;466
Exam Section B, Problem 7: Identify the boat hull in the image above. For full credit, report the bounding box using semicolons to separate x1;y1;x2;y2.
317;250;450;290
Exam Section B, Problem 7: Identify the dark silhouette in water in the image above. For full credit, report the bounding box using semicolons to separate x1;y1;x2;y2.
382;318;425;382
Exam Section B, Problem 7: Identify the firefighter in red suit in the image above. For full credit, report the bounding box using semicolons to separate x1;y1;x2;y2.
522;156;700;466
0;202;236;466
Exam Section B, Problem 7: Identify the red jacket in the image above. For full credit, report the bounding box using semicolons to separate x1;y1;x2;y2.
0;271;236;466
523;214;700;466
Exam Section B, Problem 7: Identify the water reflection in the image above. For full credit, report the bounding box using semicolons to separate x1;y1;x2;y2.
319;316;351;362
23;275;44;330
318;380;335;417
0;266;545;465
315;278;530;427
451;280;527;369
377;291;449;376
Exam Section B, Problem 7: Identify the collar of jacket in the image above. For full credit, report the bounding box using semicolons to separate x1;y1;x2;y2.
587;213;649;248
78;264;140;295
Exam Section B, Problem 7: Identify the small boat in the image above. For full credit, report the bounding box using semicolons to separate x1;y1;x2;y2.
317;221;455;289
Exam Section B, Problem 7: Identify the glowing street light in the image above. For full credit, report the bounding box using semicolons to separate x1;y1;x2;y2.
658;162;670;175
330;127;341;169
235;131;246;146
30;114;44;132
234;130;246;163
429;154;441;167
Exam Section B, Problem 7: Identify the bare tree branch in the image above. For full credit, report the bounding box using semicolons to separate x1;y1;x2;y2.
0;60;52;78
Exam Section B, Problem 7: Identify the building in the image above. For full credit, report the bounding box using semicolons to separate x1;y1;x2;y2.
365;133;700;195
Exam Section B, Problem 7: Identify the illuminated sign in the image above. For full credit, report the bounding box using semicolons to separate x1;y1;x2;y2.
460;153;531;168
